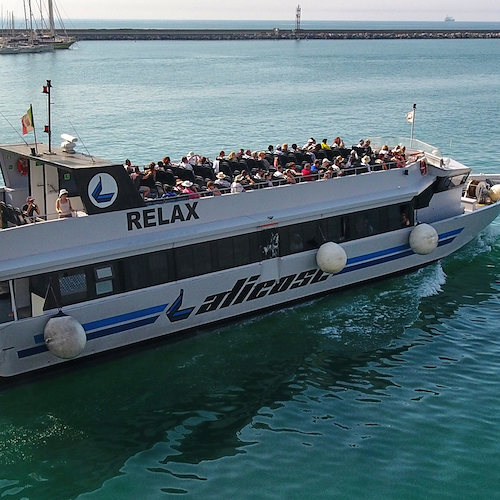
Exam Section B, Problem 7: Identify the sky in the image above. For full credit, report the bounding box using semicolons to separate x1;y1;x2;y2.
0;0;499;22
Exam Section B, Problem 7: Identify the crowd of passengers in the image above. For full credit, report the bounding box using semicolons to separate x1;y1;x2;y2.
124;137;408;200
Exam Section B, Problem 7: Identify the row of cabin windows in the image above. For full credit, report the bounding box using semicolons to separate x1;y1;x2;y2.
31;202;413;310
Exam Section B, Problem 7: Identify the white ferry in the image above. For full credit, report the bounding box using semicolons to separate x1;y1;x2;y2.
1;136;500;377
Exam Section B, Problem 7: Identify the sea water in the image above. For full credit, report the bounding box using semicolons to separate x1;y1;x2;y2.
0;30;500;500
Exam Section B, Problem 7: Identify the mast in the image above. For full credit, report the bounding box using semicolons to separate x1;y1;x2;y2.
28;0;34;43
43;80;53;153
48;0;55;37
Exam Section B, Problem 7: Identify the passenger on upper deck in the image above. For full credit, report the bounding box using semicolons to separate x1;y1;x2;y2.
284;169;297;184
179;156;193;171
56;189;73;218
391;146;406;168
162;185;177;198
258;151;271;170
361;155;372;172
181;180;200;199
215;172;231;189
273;165;285;179
206;181;222;196
22;196;40;218
320;139;331;150
140;164;157;196
301;163;315;181
187;152;200;166
213;151;225;174
378;145;389;159
231;175;245;194
303;138;316;151
331;137;345;149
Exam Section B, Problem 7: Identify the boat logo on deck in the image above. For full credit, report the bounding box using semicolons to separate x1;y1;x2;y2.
88;173;118;208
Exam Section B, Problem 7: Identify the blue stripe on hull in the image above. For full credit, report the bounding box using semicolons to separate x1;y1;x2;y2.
18;304;167;359
83;304;166;332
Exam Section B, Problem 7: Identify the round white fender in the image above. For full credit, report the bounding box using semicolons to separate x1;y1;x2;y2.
44;311;86;359
316;242;347;274
409;223;439;255
489;184;500;203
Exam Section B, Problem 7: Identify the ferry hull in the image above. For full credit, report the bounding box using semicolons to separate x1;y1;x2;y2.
1;202;499;378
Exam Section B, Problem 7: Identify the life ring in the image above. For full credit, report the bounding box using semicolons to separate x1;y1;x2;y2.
419;159;427;175
17;157;29;176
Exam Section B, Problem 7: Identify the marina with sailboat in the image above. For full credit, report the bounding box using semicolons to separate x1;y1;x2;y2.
0;0;74;54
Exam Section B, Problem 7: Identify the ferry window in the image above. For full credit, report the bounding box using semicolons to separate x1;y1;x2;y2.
302;222;320;250
290;231;304;253
94;265;114;296
214;238;234;270
192;241;212;277
96;280;113;295
149;251;170;284
124;251;170;291
59;269;88;305
174;246;194;280
234;233;259;266
383;205;401;231
353;211;374;239
320;217;343;243
124;256;147;290
0;281;13;323
435;175;468;192
95;266;113;280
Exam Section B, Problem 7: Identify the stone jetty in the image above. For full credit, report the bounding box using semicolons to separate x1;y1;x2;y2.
59;28;500;41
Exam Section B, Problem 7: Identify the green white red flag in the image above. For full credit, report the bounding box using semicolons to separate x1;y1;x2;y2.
21;107;34;135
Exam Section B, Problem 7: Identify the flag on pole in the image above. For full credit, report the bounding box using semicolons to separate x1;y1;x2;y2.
406;110;414;123
21;107;34;135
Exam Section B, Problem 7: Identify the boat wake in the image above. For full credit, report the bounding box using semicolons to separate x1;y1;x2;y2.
312;262;447;347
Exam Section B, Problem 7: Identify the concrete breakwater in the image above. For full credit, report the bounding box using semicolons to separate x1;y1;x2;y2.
61;28;500;41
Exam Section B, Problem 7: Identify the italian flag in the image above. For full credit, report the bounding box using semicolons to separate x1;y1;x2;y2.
21;107;34;135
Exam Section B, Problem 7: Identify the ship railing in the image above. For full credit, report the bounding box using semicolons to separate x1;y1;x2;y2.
368;137;443;158
143;157;414;204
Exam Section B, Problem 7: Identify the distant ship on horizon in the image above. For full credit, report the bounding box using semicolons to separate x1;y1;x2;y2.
444;15;455;22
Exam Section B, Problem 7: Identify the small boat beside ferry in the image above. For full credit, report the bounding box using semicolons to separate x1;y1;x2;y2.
1;125;500;376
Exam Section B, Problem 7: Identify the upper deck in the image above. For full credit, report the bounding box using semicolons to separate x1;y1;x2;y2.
0;135;473;282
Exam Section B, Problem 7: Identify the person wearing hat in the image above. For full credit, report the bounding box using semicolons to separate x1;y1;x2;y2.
361;155;372;172
302;138;316;151
215;172;231;189
231;175;245;194
22;196;40;219
56;189;73;218
181;180;200;199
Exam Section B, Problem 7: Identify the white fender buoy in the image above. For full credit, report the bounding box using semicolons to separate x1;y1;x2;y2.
316;242;347;274
44;311;86;359
489;184;500;203
409;223;439;255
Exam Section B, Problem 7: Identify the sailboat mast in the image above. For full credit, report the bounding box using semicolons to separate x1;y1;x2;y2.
28;0;33;43
48;0;54;37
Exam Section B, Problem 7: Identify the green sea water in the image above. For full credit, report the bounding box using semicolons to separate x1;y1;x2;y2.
0;34;500;499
